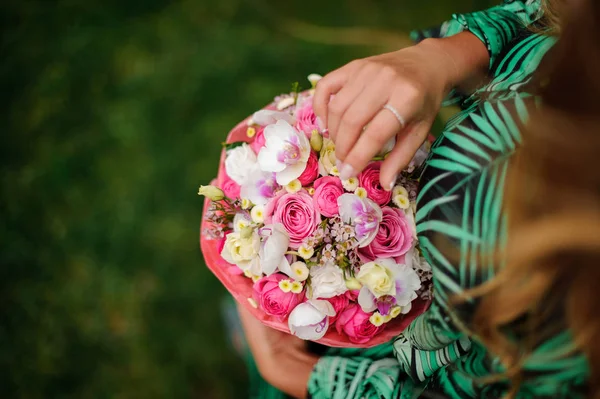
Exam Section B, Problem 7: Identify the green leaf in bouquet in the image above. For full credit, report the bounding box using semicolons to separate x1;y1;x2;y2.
222;141;247;152
291;81;302;104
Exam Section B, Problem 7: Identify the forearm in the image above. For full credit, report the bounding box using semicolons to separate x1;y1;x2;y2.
261;351;318;399
417;32;490;95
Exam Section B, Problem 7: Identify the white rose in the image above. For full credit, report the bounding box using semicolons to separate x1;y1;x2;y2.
221;230;260;271
225;144;258;186
318;138;337;176
309;262;348;299
356;261;396;298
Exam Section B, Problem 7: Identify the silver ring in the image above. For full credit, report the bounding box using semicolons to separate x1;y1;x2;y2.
382;104;406;128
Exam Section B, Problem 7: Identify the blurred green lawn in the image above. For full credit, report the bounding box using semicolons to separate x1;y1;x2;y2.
1;0;492;397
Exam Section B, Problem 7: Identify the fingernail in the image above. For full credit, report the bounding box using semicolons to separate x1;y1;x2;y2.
385;174;398;192
339;163;355;181
336;160;342;170
316;116;325;131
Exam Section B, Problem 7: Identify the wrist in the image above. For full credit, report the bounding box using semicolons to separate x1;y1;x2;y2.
261;349;319;399
417;32;489;92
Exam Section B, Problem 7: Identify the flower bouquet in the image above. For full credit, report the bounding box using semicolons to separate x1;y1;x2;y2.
199;75;432;348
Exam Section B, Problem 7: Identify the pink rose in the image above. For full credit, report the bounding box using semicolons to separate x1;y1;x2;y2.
295;99;319;135
345;290;359;302
265;190;321;249
358;162;392;206
253;273;304;319
358;207;414;262
313;176;344;217
220;176;241;199
250;127;266;154
298;151;319;186
326;294;350;324
335;304;384;344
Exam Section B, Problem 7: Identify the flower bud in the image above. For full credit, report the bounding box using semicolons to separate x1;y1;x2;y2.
307;73;323;88
345;277;362;290
310;130;323;152
198;185;225;201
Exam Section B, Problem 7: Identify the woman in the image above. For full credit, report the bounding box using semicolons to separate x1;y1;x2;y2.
239;0;599;397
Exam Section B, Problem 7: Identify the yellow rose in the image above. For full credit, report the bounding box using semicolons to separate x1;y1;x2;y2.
221;230;260;269
318;138;337;176
356;262;396;298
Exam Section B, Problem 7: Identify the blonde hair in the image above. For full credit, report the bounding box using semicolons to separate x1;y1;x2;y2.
467;0;600;396
541;0;562;31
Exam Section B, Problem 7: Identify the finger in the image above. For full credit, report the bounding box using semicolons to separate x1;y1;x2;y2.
380;121;431;190
326;64;373;142
333;74;392;163
339;108;404;181
313;61;362;128
338;86;423;180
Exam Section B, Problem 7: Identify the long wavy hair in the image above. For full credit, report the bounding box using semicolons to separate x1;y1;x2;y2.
469;0;600;396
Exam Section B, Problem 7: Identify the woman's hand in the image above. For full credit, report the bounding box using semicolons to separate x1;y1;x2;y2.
313;33;489;190
237;305;319;399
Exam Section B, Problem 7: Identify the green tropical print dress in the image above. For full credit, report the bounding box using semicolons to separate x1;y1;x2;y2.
249;1;591;398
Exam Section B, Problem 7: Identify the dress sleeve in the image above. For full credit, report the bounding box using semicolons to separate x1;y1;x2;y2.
307;344;416;399
412;0;544;68
411;1;543;107
306;298;472;398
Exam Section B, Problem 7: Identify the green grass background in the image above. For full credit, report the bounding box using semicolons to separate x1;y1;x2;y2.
1;0;493;397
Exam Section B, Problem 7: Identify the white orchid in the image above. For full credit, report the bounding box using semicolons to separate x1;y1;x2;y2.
257;120;312;185
252;109;296;126
288;299;336;341
258;224;291;276
240;164;279;206
338;194;383;248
